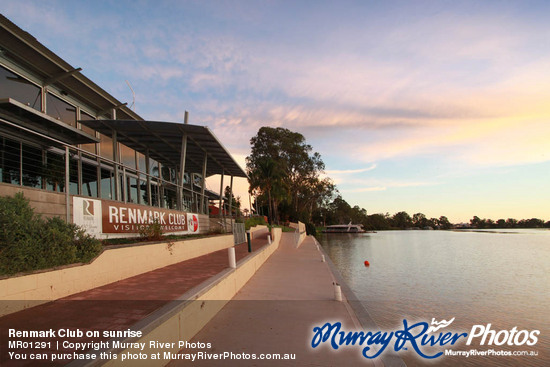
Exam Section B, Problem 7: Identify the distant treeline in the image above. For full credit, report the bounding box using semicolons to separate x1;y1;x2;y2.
468;216;549;229
313;195;549;230
245;127;548;231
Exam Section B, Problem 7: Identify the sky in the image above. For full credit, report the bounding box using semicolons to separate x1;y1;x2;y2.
3;0;549;223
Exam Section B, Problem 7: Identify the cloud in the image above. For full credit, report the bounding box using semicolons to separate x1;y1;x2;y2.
4;0;550;222
345;186;387;193
326;164;377;175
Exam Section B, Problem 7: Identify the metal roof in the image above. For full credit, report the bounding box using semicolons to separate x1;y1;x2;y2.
80;119;247;178
0;15;140;121
1;15;246;179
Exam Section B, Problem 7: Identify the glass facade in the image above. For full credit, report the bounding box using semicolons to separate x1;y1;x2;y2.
46;92;77;126
21;142;43;189
79;111;97;154
0;65;41;110
99;134;114;160
119;144;136;169
0;59;215;215
1;137;20;185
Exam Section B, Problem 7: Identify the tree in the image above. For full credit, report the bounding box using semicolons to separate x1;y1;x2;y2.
223;186;241;217
438;216;452;230
246;127;333;223
470;216;486;229
247;157;285;224
506;218;518;228
412;213;427;228
392;211;412;229
365;213;391;230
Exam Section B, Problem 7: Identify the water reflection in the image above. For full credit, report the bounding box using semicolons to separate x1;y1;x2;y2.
319;230;550;366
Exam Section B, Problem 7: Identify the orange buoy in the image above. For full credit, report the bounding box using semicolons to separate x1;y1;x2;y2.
364;260;370;266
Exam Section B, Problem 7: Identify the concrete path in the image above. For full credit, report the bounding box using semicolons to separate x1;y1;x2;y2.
169;233;382;367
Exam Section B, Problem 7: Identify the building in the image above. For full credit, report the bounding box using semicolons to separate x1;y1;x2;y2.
0;15;246;238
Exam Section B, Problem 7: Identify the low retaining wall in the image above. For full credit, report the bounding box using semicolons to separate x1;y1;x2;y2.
249;224;269;239
289;221;307;247
0;234;234;317
70;227;283;367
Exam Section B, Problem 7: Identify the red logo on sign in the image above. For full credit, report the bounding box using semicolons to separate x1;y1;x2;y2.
191;215;198;232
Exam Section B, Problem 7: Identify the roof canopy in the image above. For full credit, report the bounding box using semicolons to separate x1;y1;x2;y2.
0;15;140;121
80;119;247;178
0;98;99;145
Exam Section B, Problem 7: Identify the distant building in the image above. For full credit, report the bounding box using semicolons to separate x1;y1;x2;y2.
0;15;246;238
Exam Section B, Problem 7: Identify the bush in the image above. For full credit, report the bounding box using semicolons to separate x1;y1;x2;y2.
305;222;317;237
245;216;267;230
138;219;164;241
0;193;102;276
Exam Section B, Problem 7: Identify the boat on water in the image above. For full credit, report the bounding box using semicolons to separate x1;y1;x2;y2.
322;223;365;233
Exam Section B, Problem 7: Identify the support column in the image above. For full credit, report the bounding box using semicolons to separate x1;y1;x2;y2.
65;146;70;222
177;133;188;211
158;162;163;208
145;149;151;206
200;154;207;214
229;175;234;232
41;87;47;113
219;170;224;220
112;129;120;201
122;166;127;203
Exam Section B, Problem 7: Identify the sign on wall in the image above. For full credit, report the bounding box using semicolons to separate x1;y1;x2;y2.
73;197;200;238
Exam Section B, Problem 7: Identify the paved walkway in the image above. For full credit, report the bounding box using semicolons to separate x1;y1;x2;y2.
169;233;382;367
0;234;269;367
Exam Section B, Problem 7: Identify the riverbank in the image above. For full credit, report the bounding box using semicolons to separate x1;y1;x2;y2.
167;233;405;367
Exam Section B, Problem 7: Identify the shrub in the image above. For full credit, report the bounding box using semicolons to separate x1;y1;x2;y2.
245;216;267;230
138;219;164;241
305;222;317;237
0;193;102;276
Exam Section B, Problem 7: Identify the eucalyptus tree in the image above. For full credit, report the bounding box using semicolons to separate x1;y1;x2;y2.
247;157;285;224
246;127;333;222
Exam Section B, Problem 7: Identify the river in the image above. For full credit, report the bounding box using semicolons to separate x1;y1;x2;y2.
318;229;549;366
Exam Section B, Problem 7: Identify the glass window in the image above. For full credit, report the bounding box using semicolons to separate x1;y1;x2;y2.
46;92;76;126
158;166;176;183
119;144;136;169
100;166;114;200
44;150;65;192
82;160;98;198
99;134;114;160
0;66;41;111
139;179;148;205
69;158;78;195
127;176;138;204
163;184;177;209
80;111;97;154
182;193;192;212
151;181;160;206
22;143;43;188
150;158;159;177
1;137;21;185
137;152;146;174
